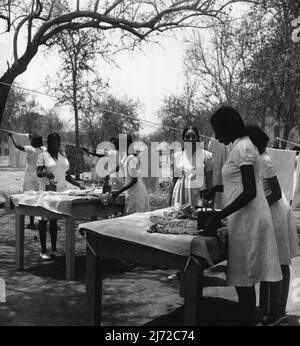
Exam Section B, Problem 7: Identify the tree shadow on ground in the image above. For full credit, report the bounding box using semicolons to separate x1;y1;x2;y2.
144;297;241;326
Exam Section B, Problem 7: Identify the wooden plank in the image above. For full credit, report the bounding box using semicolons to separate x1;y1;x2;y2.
15;212;25;271
65;216;76;280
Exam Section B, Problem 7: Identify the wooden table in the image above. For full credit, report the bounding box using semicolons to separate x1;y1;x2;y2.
13;196;125;280
80;214;227;326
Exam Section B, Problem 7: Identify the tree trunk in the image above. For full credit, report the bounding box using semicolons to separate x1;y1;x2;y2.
72;71;80;180
282;124;291;150
273;123;280;149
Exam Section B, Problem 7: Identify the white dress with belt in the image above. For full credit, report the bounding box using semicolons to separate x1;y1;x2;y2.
261;151;299;265
223;137;282;287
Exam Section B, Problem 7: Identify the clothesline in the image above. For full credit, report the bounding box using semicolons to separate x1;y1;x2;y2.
0;81;214;140
275;137;300;148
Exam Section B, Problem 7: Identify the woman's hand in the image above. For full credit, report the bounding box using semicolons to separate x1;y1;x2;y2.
79;184;85;190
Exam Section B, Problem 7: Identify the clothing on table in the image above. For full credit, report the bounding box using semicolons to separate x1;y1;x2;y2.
122;154;150;214
261;152;299;264
37;151;70;192
65;144;85;176
8;133;30;168
222;137;282;287
268;148;296;202
171;149;214;208
207;139;231;209
23;145;47;191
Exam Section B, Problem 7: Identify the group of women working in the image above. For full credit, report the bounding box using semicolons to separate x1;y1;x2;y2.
9;105;299;326
170;106;298;326
9;131;150;260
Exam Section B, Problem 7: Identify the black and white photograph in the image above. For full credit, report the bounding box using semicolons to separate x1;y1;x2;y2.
0;0;300;330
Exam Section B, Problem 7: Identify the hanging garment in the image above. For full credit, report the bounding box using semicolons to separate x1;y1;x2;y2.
8;133;30;168
268;148;296;202
64;144;86;176
207;139;231;209
292;155;300;209
223;136;282;287
23;145;47;191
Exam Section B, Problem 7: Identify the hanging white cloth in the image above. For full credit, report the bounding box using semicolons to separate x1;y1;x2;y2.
8;133;30;168
268;148;296;202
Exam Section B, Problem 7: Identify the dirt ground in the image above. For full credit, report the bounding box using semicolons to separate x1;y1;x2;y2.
1;162;300;326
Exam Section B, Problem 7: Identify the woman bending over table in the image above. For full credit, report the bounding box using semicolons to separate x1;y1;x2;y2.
203;107;282;325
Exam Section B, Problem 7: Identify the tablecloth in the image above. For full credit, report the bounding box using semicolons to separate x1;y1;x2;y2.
79;208;226;265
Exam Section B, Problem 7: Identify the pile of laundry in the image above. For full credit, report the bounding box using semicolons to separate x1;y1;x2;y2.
147;205;200;235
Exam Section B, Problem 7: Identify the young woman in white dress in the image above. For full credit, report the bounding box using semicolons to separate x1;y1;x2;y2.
203;107;282;325
246;125;299;325
37;133;84;260
110;134;150;214
9;132;46;229
170;126;214;208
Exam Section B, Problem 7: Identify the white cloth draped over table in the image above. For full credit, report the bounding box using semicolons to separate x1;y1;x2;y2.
79;207;226;265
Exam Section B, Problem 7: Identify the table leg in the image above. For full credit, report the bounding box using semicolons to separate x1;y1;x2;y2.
86;234;102;326
65;216;75;280
182;258;204;326
15;212;25;271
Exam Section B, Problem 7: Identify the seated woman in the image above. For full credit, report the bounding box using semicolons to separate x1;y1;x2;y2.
170;126;214;208
37;133;84;260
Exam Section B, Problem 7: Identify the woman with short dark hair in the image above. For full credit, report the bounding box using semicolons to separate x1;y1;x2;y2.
204;106;282;325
